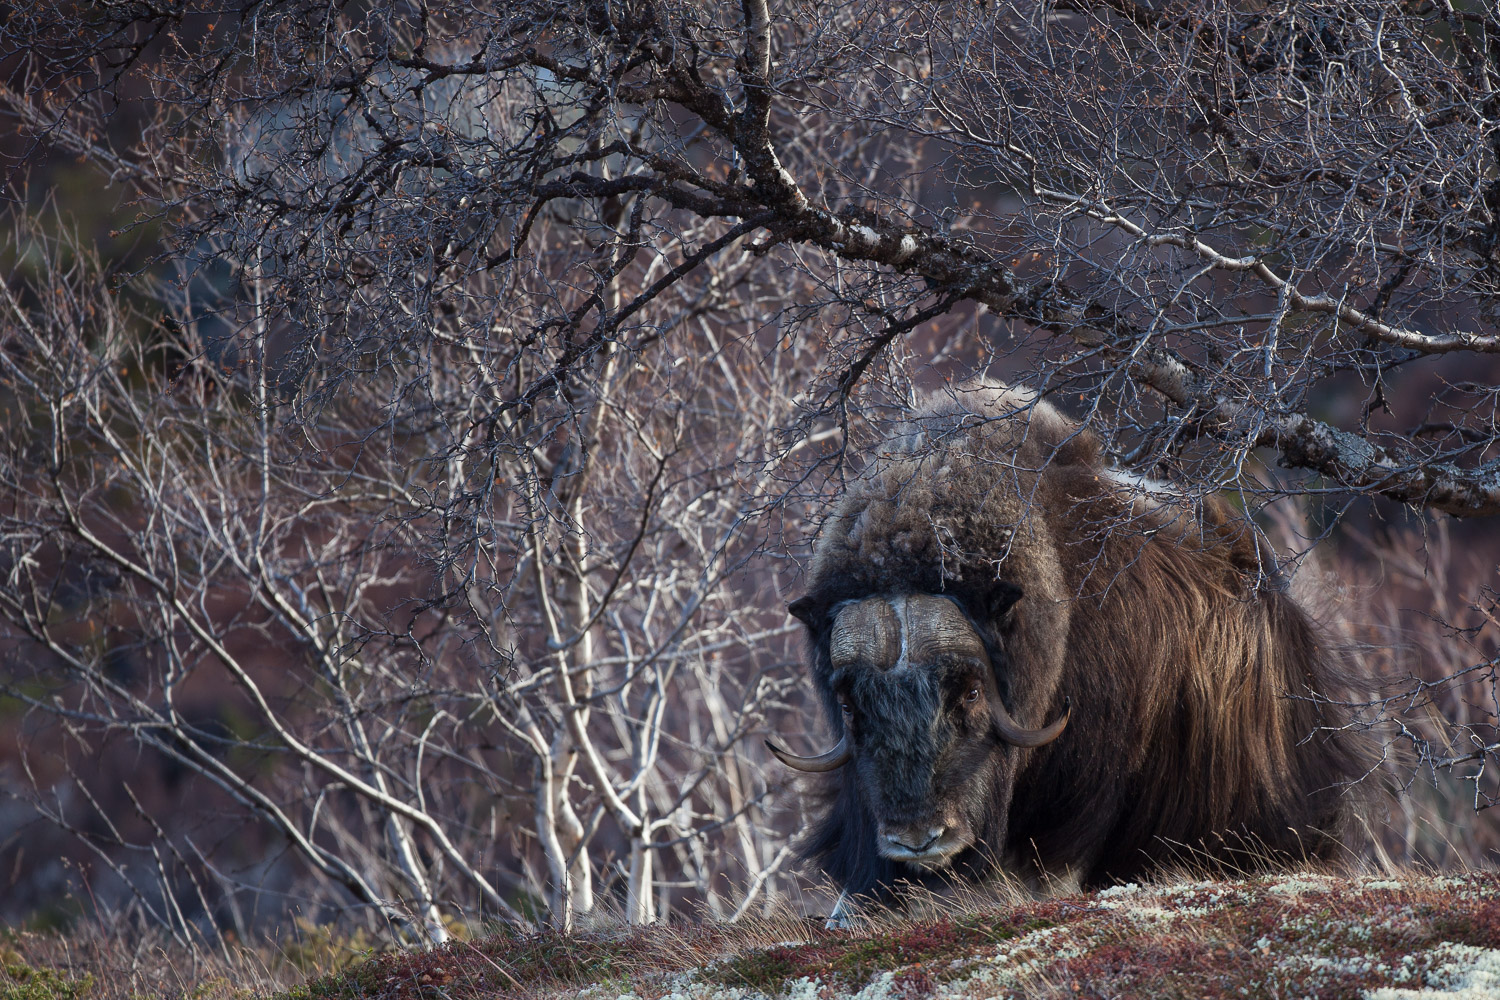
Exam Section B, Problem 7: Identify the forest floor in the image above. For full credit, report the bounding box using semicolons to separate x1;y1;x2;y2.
4;870;1500;1000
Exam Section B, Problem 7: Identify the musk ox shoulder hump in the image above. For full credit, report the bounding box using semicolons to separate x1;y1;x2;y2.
808;382;1101;606
910;383;1199;526
893;380;1100;471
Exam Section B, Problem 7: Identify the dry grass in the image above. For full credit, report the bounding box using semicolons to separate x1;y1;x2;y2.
1;915;381;1000
10;867;1500;1000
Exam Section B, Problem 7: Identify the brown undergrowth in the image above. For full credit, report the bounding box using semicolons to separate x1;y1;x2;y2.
352;870;1500;999
0;915;381;1000
10;869;1500;1000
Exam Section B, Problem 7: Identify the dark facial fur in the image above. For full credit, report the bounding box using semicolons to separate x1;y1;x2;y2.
836;648;1003;868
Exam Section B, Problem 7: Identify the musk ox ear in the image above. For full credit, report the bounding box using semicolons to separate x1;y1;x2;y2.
787;596;819;627
981;581;1024;620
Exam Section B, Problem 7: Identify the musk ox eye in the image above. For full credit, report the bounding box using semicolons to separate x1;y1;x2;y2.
964;685;982;705
838;697;853;718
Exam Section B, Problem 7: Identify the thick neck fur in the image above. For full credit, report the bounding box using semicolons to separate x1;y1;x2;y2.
1005;479;1360;881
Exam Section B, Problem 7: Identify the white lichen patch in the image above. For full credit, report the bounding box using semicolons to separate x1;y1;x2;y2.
610;979;761;1000
781;977;824;1000
932;922;1076;998
1281;953;1412;991
1264;874;1336;896
1365;942;1500;1000
1339;907;1424;943
1430;874;1500;902
849;972;898;1000
1156;879;1221;897
1112;904;1182;926
1094;882;1142;900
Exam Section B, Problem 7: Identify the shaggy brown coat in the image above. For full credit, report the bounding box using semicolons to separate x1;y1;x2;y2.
792;384;1367;894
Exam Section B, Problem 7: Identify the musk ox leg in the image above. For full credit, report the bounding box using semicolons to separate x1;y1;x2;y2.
1041;865;1084;895
825;889;852;930
1009;851;1090;897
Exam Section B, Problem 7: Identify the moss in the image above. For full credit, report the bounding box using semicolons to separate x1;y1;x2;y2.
711;947;805;993
708;913;1054;993
284;925;700;1000
277;919;378;978
0;951;93;1000
1428;897;1500;949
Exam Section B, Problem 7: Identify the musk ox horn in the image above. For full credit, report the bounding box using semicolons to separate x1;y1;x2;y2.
992;696;1070;749
765;734;852;772
830;599;901;669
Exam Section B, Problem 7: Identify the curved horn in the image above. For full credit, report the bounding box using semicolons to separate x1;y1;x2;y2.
765;734;852;772
991;696;1070;749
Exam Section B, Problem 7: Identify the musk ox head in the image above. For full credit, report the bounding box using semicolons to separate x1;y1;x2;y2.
769;591;1068;870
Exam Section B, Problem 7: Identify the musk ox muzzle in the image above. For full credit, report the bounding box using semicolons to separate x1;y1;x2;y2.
767;594;1069;866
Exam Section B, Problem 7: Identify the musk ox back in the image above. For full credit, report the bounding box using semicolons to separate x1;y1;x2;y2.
774;384;1366;903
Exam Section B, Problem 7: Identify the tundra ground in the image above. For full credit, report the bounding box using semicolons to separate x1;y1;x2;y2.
7;870;1500;1000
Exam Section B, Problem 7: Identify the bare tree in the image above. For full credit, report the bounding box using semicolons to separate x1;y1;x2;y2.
0;200;822;937
3;0;1500;935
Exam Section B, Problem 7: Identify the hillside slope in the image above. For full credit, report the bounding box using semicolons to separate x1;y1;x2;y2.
284;871;1500;1000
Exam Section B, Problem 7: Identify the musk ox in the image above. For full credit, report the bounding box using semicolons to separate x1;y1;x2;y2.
772;384;1366;908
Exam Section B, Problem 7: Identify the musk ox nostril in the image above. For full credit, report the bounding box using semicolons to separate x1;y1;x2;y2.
887;826;945;853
